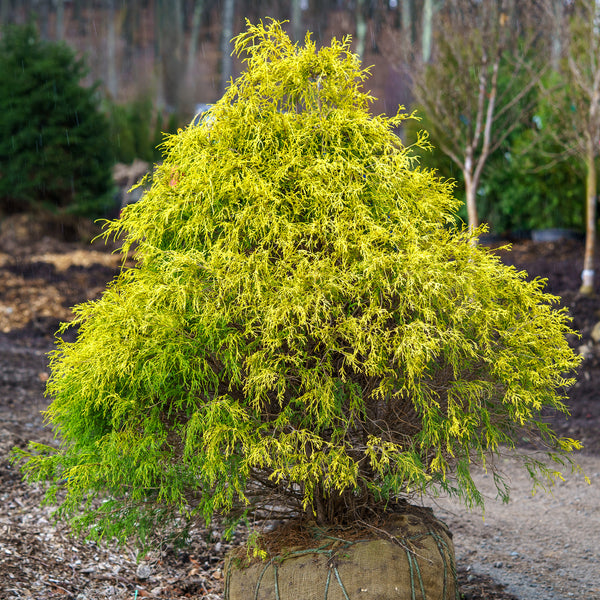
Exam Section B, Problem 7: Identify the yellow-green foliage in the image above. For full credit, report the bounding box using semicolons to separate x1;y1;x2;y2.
14;20;582;545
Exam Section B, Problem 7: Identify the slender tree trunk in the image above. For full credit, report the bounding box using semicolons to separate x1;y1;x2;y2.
422;0;434;63
463;168;479;233
186;0;204;76
463;47;499;236
581;137;597;295
55;0;65;39
0;0;11;25
32;0;50;39
580;0;600;295
185;0;205;103
220;0;235;95
106;0;118;100
154;0;164;110
355;0;367;60
550;0;563;70
123;0;140;74
314;488;326;526
73;0;88;35
401;0;413;45
291;0;303;43
157;0;185;113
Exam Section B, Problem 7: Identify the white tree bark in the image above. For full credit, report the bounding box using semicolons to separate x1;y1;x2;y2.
422;0;434;63
463;157;479;232
291;0;304;44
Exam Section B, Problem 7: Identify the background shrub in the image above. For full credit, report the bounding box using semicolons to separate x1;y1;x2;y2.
0;23;114;219
104;97;179;165
476;128;585;234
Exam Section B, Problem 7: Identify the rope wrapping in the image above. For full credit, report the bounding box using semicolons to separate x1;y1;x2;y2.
225;511;459;600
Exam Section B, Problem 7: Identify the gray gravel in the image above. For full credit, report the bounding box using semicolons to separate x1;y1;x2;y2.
425;452;600;600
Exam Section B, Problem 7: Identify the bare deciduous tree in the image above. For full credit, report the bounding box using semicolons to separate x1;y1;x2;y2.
540;0;600;294
404;0;548;233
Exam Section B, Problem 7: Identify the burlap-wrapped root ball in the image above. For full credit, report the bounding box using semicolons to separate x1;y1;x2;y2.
225;507;457;600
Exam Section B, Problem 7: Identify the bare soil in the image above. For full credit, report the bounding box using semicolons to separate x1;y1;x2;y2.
0;215;599;599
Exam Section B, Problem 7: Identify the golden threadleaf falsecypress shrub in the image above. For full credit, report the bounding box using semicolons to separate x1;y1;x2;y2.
14;20;583;547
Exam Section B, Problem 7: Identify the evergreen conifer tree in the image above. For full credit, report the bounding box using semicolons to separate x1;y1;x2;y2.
14;20;583;548
0;23;113;217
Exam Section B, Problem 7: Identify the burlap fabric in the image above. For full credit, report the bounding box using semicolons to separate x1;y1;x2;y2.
225;508;458;600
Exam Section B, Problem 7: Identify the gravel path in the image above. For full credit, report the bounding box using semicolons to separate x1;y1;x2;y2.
426;452;600;599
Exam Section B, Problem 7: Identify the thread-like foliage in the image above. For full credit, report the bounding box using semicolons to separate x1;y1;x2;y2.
14;20;582;547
